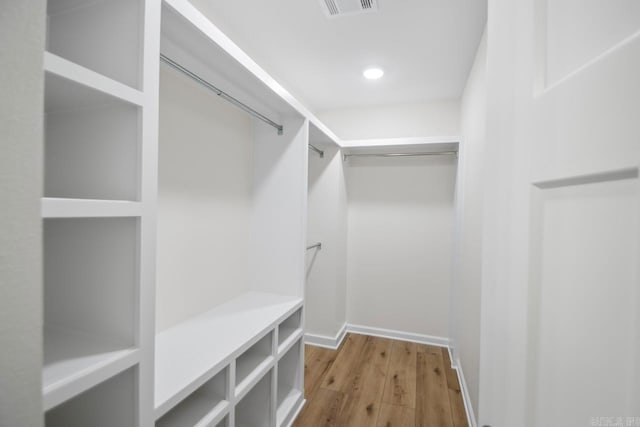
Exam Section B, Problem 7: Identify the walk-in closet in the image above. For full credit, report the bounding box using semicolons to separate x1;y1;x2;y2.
9;0;638;426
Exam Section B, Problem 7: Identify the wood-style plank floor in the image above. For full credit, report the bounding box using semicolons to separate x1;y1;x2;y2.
293;333;468;427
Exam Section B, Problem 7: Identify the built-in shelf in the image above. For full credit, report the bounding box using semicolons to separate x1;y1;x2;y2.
46;0;142;89
44;217;138;409
44;52;143;107
45;367;137;427
43;326;139;411
235;372;272;427
277;309;302;355
44;61;141;201
235;332;274;398
42;198;142;218
277;329;303;359
156;367;229;427
154;292;302;419
276;341;303;427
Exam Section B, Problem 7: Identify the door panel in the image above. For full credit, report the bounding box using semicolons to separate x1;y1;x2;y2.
480;1;640;426
528;173;640;426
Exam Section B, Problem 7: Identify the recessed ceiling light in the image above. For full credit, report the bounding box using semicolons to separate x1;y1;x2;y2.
363;67;384;80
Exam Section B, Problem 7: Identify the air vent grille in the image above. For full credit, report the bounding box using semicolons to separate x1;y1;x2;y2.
324;0;339;15
320;0;378;18
361;0;373;9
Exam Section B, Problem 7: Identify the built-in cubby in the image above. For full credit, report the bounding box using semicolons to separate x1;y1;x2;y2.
44;71;140;201
45;367;137;427
235;372;272;427
46;0;142;89
276;341;303;427
277;308;302;353
43;217;139;409
235;332;274;393
156;367;229;427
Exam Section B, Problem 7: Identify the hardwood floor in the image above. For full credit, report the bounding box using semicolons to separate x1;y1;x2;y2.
293;334;468;427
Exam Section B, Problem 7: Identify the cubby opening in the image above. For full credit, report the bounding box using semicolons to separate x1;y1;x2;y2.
235;372;272;427
45;367;137;427
235;332;273;390
44;72;140;201
277;341;303;426
278;308;302;349
43;217;138;396
46;0;142;88
156;367;229;427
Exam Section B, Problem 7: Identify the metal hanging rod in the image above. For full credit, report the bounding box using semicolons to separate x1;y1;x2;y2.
306;242;322;250
309;144;324;158
160;54;284;135
343;151;458;161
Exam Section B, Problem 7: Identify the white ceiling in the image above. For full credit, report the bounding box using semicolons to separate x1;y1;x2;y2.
189;0;487;112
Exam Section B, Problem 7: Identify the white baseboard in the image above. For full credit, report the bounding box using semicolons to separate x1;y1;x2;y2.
346;323;450;348
450;354;477;427
304;322;347;350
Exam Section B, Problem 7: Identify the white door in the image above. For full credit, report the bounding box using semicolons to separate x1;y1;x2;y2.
479;1;640;426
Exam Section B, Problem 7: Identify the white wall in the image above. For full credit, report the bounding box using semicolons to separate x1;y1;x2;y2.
306;144;348;340
0;1;45;425
250;115;308;298
451;29;487;420
317;100;460;140
346;155;456;338
156;64;253;332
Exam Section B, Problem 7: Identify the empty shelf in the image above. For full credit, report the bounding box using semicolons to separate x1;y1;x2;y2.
45;52;143;107
42;198;142;218
43;326;139;410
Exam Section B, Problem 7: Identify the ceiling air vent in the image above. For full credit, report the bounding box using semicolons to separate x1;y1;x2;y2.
321;0;378;18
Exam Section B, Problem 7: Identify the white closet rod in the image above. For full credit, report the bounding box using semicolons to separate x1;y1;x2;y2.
309;144;324;158
343;151;457;161
160;54;284;135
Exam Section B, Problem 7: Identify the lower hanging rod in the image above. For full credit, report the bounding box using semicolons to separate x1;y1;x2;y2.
309;144;324;158
160;54;284;135
343;151;457;161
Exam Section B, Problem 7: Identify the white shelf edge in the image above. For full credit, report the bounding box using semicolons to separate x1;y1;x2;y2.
41;198;142;218
44;51;144;107
194;400;231;427
277;329;303;358
340;135;461;148
43;348;140;411
276;388;304;427
234;355;275;401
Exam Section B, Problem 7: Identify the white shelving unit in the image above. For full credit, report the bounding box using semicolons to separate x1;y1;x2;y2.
41;0;343;424
155;0;312;425
42;0;159;425
154;294;303;424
